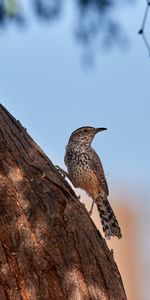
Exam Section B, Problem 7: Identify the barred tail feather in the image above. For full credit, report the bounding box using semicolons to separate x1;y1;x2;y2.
96;198;122;239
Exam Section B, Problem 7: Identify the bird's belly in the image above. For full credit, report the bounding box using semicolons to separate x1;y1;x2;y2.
70;168;99;199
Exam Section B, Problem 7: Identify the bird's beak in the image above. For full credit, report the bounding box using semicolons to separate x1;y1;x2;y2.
95;127;107;134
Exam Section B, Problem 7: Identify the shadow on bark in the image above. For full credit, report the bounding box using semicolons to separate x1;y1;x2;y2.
0;104;127;299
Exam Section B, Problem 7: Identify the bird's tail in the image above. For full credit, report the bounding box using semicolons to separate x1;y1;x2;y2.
96;197;122;239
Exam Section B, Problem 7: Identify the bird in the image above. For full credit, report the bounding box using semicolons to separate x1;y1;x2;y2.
64;126;122;240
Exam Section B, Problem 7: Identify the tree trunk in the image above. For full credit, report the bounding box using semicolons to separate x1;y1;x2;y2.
0;104;127;300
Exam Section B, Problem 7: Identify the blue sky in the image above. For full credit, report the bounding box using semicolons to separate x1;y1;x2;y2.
0;0;150;200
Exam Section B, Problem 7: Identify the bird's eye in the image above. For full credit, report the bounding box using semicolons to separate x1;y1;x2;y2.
84;129;88;133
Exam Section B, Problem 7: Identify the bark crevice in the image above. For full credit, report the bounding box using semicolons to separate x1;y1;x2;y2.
0;104;127;300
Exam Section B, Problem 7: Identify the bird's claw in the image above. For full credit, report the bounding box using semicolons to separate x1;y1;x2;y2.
88;208;93;216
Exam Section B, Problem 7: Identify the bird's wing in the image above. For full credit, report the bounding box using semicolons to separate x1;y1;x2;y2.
91;149;109;196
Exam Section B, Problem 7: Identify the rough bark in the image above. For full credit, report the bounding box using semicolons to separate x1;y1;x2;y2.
0;104;127;300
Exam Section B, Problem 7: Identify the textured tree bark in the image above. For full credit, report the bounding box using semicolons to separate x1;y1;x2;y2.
0;104;127;300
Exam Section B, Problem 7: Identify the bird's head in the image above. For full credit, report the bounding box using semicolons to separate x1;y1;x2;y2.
68;126;107;147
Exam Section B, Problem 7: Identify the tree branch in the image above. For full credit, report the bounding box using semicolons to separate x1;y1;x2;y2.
138;1;150;56
0;104;127;299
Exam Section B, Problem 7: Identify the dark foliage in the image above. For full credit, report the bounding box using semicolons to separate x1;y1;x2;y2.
0;0;138;52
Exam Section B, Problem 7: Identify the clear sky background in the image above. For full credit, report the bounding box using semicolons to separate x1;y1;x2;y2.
0;1;150;298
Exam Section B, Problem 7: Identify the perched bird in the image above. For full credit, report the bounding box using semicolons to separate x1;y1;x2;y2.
64;126;122;240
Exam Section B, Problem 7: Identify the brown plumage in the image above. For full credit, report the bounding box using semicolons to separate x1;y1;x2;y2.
64;126;122;240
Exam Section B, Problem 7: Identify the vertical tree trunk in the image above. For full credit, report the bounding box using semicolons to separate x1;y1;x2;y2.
0;104;127;300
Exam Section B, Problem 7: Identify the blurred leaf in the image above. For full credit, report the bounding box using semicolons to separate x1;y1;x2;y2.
0;0;137;55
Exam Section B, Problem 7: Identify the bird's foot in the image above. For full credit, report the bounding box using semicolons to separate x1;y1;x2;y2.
88;199;95;216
